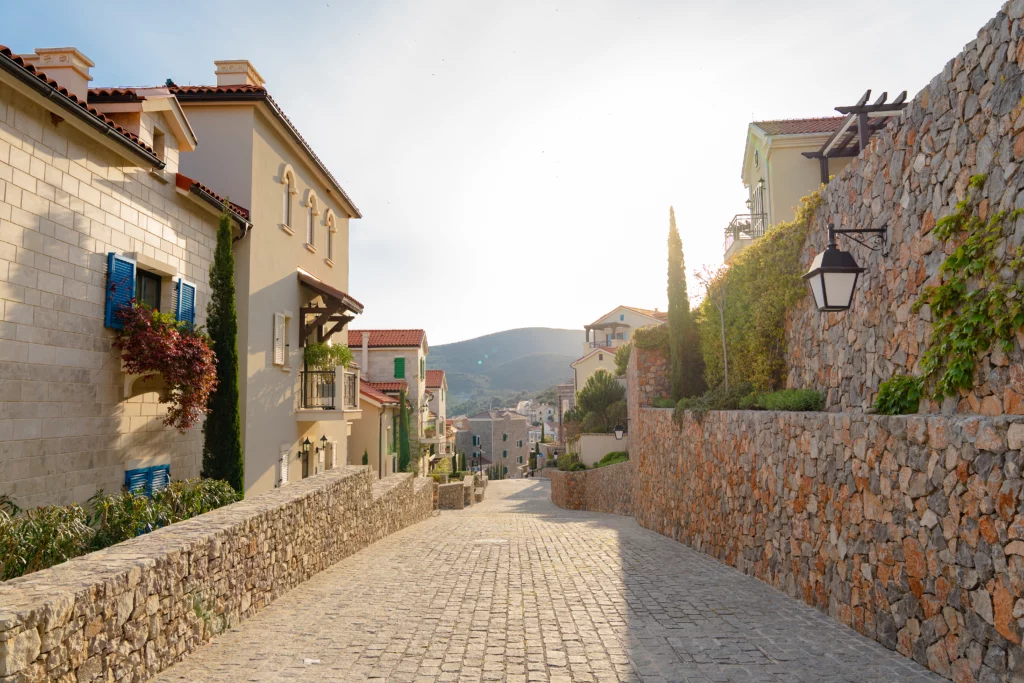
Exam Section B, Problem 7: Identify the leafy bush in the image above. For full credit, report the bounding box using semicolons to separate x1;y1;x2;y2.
449;471;466;481
633;324;669;352
674;382;755;423
696;191;822;391
651;397;675;408
873;374;924;415
1;479;239;580
614;343;631;377
0;504;94;580
739;389;825;412
303;342;354;371
566;462;588;471
594;451;628;468
557;453;584;471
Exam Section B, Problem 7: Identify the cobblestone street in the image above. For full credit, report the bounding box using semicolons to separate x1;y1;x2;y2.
155;479;941;682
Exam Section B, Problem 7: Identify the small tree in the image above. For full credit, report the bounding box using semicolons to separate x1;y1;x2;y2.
398;389;412;473
202;209;243;494
696;265;730;390
576;370;626;433
667;207;704;399
614;343;631;377
361;449;369;466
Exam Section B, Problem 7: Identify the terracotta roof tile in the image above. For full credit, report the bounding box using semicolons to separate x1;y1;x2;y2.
168;84;361;218
175;173;251;220
348;330;426;348
359;383;399;405
425;369;445;388
752;117;846;136
621;306;668;321
364;380;408;394
0;46;158;158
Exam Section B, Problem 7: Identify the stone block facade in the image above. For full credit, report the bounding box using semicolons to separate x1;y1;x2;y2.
626;346;670;411
549;461;635;517
0;76;222;507
785;2;1024;415
0;467;435;681
632;405;1024;681
438;481;464;509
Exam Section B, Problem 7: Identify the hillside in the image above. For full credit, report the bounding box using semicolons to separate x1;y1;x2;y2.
429;328;581;405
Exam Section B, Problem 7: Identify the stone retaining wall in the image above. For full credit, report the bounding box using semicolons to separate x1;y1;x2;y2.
0;467;435;681
438;482;465;509
785;1;1024;415
549;461;635;516
634;405;1024;681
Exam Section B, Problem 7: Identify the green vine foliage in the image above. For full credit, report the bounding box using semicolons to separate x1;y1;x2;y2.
912;174;1024;399
303;342;354;371
872;374;925;415
696;190;823;390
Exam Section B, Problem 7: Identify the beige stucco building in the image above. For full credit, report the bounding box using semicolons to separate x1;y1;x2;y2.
347;382;399;478
725;118;853;263
425;369;449;463
0;47;250;506
575;306;666;394
139;60;365;496
348;329;431;475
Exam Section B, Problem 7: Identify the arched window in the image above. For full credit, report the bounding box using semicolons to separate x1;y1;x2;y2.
305;191;320;247
280;166;297;232
324;209;336;263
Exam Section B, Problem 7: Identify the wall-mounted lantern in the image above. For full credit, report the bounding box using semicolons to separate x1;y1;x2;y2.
301;437;312;478
319;434;329;452
613;424;625;441
802;222;887;312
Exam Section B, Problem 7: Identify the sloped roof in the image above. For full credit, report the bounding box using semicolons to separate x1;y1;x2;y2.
167;83;361;218
364;380;408;394
348;330;426;348
0;46;160;165
175;173;251;221
571;347;617;367
425;369;445;388
621;306;668;321
359;383;399;405
751;117;846;136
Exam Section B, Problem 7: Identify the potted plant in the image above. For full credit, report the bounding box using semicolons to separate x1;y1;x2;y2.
303;342;354;371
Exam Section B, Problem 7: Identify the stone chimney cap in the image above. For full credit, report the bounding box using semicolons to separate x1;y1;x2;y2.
214;60;265;88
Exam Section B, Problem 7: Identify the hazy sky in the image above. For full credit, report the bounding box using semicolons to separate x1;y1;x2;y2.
1;0;1003;343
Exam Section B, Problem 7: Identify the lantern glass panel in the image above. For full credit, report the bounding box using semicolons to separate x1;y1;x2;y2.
823;271;858;309
809;273;826;310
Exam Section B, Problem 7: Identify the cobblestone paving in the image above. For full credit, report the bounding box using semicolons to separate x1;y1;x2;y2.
155;479;942;682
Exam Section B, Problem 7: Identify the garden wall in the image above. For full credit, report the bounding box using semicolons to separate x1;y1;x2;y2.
633;405;1024;681
549;461;634;517
784;2;1024;415
0;467;435;681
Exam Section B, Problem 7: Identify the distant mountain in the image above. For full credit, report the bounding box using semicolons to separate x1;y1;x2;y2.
430;328;581;401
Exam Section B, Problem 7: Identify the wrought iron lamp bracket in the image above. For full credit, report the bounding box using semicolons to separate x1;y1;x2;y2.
827;223;889;256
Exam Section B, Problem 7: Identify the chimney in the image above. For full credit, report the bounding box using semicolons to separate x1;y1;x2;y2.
214;60;265;88
361;332;370;379
19;47;93;100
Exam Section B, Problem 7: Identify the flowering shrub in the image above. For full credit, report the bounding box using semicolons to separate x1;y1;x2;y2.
112;303;217;431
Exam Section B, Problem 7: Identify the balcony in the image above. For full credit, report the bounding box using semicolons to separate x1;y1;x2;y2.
585;338;626;350
297;369;360;422
723;212;767;263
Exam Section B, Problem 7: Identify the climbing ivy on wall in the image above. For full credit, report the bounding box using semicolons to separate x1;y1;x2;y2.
877;174;1024;412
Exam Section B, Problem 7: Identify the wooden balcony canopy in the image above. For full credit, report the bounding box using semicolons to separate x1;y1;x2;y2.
297;270;364;346
802;89;908;184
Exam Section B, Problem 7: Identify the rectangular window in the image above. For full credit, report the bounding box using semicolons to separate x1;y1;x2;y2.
273;313;287;366
153;128;166;162
327;227;334;261
392;414;398;451
503;450;508;458
136;268;161;311
307;206;315;246
124;464;170;496
503;433;507;442
420;358;425;380
394;357;405;379
283;183;292;227
517;440;523;448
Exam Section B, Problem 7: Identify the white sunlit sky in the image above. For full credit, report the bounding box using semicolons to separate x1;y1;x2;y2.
0;0;1004;343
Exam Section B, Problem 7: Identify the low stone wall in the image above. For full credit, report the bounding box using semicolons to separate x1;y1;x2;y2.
635;406;1024;681
0;467;435;681
549;461;635;516
438;482;465;509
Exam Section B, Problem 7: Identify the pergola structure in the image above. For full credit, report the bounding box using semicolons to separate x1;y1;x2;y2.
802;89;908;184
297;270;364;346
583;321;629;348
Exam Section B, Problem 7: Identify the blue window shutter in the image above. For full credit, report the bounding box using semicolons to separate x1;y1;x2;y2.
176;278;196;328
105;253;136;329
125;467;148;494
147;465;170;495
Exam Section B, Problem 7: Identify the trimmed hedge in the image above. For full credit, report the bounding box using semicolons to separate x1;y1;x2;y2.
1;479;239;581
739;389;825;412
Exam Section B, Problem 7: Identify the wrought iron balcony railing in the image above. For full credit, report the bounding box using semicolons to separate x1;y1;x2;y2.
301;370;336;410
723;212;768;254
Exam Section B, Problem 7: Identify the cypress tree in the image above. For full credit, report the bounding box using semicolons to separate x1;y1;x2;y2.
667;207;704;399
398;388;412;472
202;209;244;493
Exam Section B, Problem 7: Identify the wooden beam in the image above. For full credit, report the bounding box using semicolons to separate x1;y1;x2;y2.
821;114;857;157
819;156;829;185
302;300;343;345
857;113;870;153
321;315;354;343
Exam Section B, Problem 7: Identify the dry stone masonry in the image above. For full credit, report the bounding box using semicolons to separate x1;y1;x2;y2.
786;1;1024;415
549;461;634;517
0;467;435;682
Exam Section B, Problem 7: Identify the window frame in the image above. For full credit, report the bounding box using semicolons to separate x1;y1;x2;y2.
135;267;162;311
